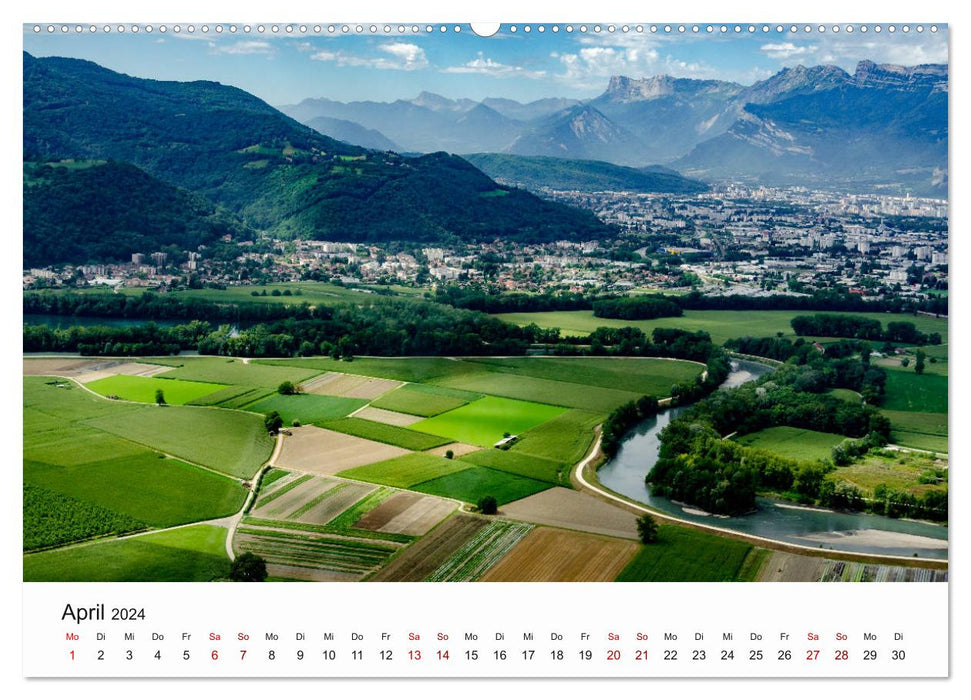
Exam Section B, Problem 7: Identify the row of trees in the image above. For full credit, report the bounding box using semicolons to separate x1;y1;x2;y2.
591;295;683;321
790;314;942;345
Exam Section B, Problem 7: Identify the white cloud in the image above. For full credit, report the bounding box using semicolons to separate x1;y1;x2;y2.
210;40;275;56
311;42;428;71
442;52;546;79
761;42;818;60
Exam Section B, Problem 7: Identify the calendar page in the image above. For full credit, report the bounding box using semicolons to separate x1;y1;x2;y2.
15;0;956;692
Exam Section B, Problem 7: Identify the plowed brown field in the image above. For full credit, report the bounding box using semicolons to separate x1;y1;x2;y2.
479;527;638;582
369;514;488;581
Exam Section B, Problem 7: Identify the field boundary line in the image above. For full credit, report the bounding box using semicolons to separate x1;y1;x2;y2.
572;432;949;570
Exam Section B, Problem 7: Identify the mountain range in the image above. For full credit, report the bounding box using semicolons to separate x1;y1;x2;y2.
23;52;610;265
282;60;948;195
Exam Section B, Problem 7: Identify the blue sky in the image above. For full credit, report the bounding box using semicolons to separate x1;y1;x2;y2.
23;23;949;105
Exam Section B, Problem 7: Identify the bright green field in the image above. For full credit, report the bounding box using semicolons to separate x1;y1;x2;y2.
24;525;231;582
369;383;476;416
245;393;367;425
735;426;847;462
615;525;754;582
510;409;606;465
412;466;551;505
458;449;567;485
338;453;469;489
494;309;948;346
85;375;225;405
150;356;321;387
410;396;567;447
84;404;274;478
322;417;451;451
881;368;948;413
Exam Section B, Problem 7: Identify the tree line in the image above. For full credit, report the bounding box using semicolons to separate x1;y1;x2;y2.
790;314;942;345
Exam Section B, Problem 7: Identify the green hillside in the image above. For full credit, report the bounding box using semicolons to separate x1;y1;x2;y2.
23;52;611;248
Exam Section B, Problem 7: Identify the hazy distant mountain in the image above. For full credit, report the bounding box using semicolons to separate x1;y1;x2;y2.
481;96;582;122
463;153;708;195
675;61;948;196
23;52;610;254
280;92;522;153
506;104;648;164
281;59;945;193
306;116;400;151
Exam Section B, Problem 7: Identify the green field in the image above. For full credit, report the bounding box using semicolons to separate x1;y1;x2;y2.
881;368;948;413
494;309;948;346
338;453;469;489
615;525;754;581
24;525;232;582
256;357;475;383
245;393;367;425
85;375;225;405
24;484;146;551
829;388;862;404
882;409;948;453
152;356;321;387
430;372;642;412
458;449;567;485
26;454;247;528
84;404;275;478
734;426;847;462
410;396;567;447
412;466;551;505
369;383;476;416
460;357;701;395
102;282;415;307
322;417;451;451
24;378;248;544
510;409;605;465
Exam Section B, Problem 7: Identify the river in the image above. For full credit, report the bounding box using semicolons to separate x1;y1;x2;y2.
596;359;948;559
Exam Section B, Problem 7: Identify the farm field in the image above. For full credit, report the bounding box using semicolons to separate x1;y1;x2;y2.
353;492;456;536
301;372;402;399
24;378;247;544
458;448;567;485
154;356;321;387
369;383;475;416
24;525;232;582
479;527;637;582
429;371;644;412
410;396;567;447
499;487;638;540
461;356;701;395
509;409;605;465
322;417;451;450
829;388;862;404
338;453;468;489
84;404;274;478
353;406;423;427
615;525;754;582
734;426;847;462
84;374;225;405
493;309;948;346
881;368;948;414
370;514;489;582
424;520;533;582
245;393;367;426
412;466;551;506
882;410;948;453
273;426;410;475
257;357;476;383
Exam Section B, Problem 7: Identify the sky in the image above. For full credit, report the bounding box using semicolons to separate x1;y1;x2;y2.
22;23;949;106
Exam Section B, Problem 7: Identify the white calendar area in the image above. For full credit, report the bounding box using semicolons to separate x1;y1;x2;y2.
23;582;947;678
